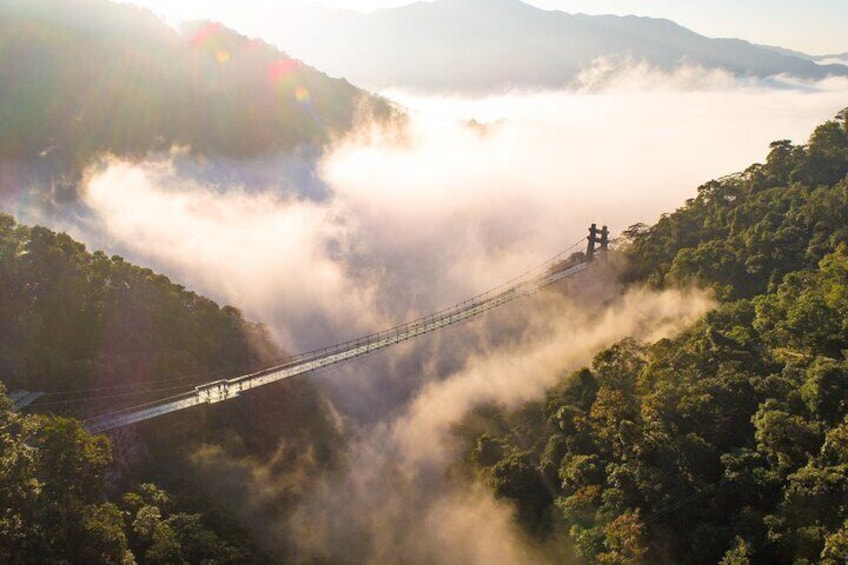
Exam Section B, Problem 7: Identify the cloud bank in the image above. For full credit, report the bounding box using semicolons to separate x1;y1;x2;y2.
36;66;848;561
189;280;714;563
73;69;848;355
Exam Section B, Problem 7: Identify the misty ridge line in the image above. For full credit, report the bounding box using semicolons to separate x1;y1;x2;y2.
0;0;395;214
66;70;848;358
247;0;848;95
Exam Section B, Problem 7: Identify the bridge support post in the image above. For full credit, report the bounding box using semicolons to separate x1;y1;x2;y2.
586;223;609;261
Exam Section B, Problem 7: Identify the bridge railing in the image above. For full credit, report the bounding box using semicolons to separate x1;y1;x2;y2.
83;241;590;432
240;246;587;372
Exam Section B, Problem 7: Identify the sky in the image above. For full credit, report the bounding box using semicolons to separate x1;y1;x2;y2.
124;0;848;56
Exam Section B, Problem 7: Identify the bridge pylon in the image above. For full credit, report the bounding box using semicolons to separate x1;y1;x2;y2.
586;223;609;261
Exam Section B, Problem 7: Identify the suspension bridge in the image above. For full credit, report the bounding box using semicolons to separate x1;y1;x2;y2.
67;224;608;433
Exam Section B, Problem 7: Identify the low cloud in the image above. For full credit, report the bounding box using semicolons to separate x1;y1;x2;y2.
191;281;714;563
818;56;848;67
80;155;381;349
287;286;712;564
389;286;713;472
34;65;848;561
70;69;848;355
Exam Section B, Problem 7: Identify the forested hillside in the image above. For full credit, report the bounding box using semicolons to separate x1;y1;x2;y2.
0;214;343;562
0;212;275;399
0;0;393;187
454;109;848;564
0;391;270;563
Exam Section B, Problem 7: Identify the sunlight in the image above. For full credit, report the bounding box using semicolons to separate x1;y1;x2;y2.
3;1;848;562
295;86;311;104
268;58;300;84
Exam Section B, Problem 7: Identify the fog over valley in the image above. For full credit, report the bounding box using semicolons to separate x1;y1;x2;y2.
60;70;848;354
37;70;843;561
2;1;848;563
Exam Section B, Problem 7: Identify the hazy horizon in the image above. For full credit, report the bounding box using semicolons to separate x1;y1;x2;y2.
125;0;848;56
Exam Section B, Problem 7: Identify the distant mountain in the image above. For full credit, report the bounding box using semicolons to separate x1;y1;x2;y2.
0;0;393;169
757;45;848;66
814;52;848;66
819;52;848;61
756;44;816;61
267;0;848;93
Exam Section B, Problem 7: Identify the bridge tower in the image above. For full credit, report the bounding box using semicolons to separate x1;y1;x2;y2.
586;223;609;261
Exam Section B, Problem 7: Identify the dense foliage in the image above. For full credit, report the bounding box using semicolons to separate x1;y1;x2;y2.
455;110;848;564
0;214;344;562
623;108;848;299
0;212;275;405
0;386;268;563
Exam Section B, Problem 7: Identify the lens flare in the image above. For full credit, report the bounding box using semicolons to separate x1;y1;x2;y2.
189;22;222;47
295;86;310;104
268;59;299;84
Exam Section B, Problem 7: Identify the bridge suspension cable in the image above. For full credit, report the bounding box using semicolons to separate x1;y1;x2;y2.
83;227;607;433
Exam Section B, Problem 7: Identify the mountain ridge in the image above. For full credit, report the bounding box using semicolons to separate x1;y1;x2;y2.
265;0;848;93
0;0;394;185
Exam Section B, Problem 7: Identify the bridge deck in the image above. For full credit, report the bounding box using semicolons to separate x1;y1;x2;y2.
83;246;594;433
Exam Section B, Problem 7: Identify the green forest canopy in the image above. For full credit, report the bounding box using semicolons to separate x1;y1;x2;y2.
0;213;341;562
0;212;277;398
455;108;848;564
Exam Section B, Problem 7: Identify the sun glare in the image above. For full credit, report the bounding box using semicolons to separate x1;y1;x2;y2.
295;86;311;104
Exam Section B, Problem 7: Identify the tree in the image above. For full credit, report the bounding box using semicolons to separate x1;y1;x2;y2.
485;452;553;533
821;520;848;565
754;272;842;357
800;359;848;426
589;388;638;460
77;503;134;565
793;118;848;187
0;386;43;563
597;510;647;565
719;537;751;565
762;140;797;188
753;400;821;472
